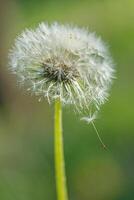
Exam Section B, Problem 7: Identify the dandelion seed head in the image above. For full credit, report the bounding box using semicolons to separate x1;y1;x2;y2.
9;22;114;114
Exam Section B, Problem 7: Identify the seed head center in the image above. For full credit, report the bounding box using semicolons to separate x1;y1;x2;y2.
42;59;79;83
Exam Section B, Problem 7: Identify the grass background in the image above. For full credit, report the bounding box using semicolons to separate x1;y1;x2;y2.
0;0;134;199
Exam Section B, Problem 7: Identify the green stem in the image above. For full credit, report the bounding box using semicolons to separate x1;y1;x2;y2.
54;99;68;200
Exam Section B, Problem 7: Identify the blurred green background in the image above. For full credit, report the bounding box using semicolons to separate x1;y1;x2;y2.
0;0;134;199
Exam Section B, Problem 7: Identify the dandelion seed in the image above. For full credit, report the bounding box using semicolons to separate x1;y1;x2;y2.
81;112;107;149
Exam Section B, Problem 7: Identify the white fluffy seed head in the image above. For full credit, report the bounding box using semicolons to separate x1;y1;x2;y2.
9;22;114;116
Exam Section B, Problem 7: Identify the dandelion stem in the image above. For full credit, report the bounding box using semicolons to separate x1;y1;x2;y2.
54;99;68;200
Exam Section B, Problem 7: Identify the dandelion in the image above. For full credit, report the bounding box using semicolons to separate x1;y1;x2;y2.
9;22;114;200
